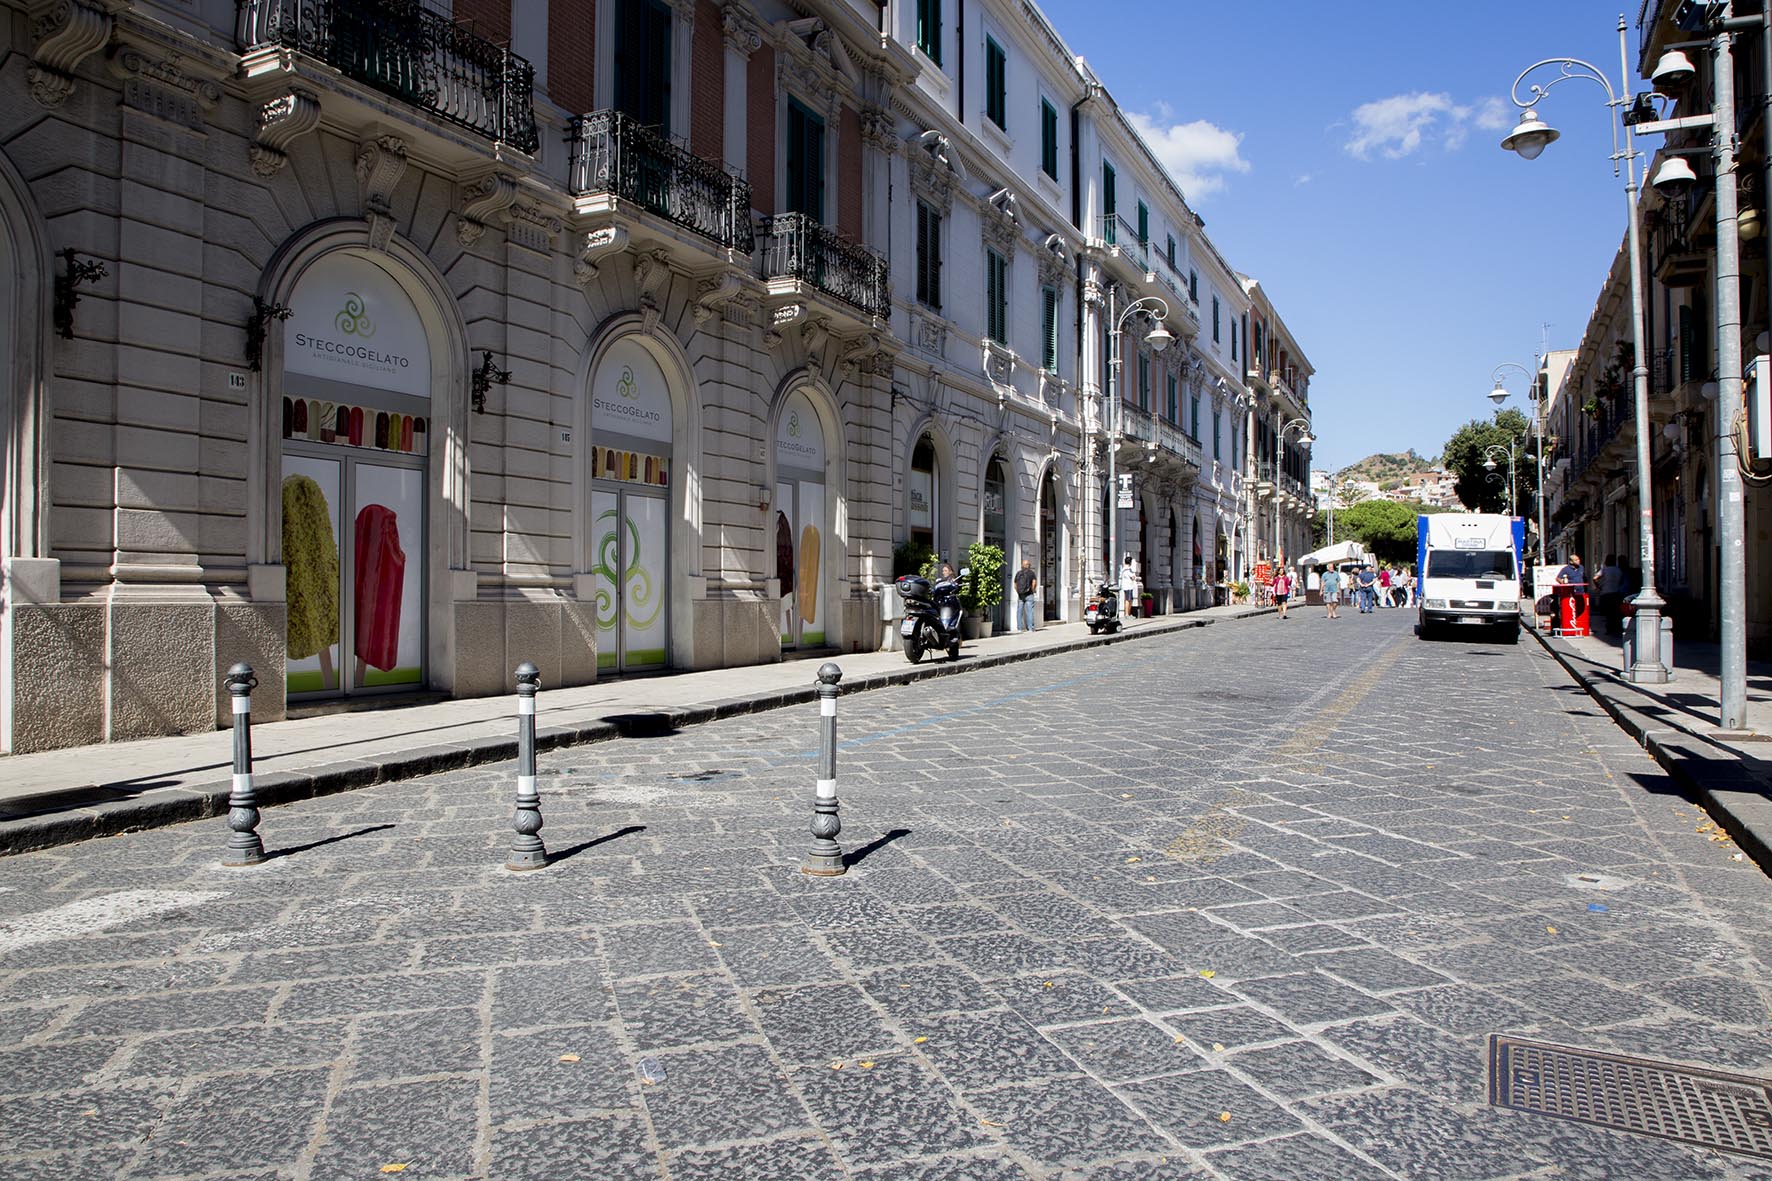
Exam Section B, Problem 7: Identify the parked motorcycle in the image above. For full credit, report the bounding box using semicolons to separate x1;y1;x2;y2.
1084;583;1121;634
896;568;967;663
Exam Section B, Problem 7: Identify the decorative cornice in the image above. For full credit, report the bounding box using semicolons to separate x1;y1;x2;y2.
249;89;320;176
859;104;899;154
28;0;113;108
575;225;628;284
720;4;763;57
108;44;220;130
505;201;562;253
693;272;747;325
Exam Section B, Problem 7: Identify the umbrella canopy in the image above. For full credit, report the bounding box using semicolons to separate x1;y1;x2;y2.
1299;540;1368;568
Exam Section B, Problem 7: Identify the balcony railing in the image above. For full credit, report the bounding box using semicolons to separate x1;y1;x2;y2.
1100;212;1148;261
568;112;753;252
1649;347;1675;395
758;213;890;319
238;0;539;152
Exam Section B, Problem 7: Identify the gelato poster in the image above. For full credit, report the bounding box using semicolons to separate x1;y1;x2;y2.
776;480;824;647
285;252;432;399
592;489;668;672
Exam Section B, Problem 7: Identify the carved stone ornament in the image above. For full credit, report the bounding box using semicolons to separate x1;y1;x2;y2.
765;302;807;348
914;314;947;358
457;172;519;247
1083;278;1104;309
859;104;899;153
109;46;221;131
981;200;1019;255
354;135;409;252
909;130;961;213
982;339;1015;391
839;332;887;377
28;0;113;108
1039;233;1071;289
721;4;762;56
632;250;672;313
250;89;321;177
575;225;629;284
801;316;832;368
693;273;748;324
506;202;562;253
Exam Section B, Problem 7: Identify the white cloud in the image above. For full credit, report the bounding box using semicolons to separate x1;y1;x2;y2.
1127;108;1251;202
1343;91;1508;160
1294;173;1313;187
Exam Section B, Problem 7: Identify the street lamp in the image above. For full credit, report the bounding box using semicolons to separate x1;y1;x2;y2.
1502;16;1668;686
1276;416;1313;565
1486;359;1548;565
1481;443;1518;516
1631;3;1753;726
1103;285;1172;593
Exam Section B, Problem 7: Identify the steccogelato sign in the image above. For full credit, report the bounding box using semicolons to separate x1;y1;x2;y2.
774;390;825;472
285;253;432;399
593;338;673;444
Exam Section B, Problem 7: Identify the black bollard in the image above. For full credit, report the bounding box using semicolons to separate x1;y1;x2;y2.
801;662;845;876
222;662;265;866
506;662;547;870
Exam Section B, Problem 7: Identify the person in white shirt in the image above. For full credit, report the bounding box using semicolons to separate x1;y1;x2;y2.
1120;555;1140;618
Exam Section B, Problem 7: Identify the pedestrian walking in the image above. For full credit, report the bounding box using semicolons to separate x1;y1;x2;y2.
1120;555;1140;619
1321;566;1343;619
1013;558;1037;634
1273;567;1294;620
1355;564;1378;613
1376;565;1392;607
1596;554;1625;635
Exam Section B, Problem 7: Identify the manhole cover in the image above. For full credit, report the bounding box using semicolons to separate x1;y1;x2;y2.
1489;1034;1772;1159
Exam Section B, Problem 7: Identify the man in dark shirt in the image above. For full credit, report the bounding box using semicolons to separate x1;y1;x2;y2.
1555;553;1588;631
1355;565;1378;614
1013;558;1037;633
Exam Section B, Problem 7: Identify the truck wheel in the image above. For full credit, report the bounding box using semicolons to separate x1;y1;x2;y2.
1503;621;1521;644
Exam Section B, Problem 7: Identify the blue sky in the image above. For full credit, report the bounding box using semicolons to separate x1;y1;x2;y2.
1035;0;1648;473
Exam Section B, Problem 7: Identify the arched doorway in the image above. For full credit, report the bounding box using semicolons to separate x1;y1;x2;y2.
1169;507;1182;610
1138;499;1151;615
774;388;828;650
984;455;1008;630
280;251;433;698
1215;530;1229;590
591;338;673;672
1039;471;1059;621
909;435;939;555
1191;514;1204;607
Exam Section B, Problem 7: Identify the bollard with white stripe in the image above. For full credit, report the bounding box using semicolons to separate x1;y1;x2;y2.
222;662;265;866
506;661;547;871
802;662;845;876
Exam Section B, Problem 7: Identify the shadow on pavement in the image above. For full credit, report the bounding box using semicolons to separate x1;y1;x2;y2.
844;827;911;868
264;823;397;861
600;714;682;739
547;824;647;866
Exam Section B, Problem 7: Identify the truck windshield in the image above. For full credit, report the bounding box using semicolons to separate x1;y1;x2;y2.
1426;550;1516;580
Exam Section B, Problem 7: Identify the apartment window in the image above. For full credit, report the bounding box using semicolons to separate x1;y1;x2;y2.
1166;234;1175;269
1213;412;1222;459
1211;296;1220;343
1103;161;1116;240
1137;354;1150;411
1190;394;1200;441
916;201;943;311
1039;98;1058;179
1188;270;1197;301
1165;374;1178;424
1040;284;1059;371
785;98;826;221
1231;319;1238;361
614;0;673;130
1136;201;1149;249
916;0;942;64
986;248;1007;344
985;36;1007;130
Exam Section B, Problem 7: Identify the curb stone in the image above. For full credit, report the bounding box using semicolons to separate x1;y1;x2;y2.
0;608;1271;857
1529;625;1772;876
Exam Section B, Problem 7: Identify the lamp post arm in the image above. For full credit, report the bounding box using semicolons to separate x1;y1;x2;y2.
1510;51;1627;174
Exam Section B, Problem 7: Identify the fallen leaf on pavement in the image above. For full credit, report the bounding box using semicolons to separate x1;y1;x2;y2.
1126;856;1142;864
830;1061;845;1070
859;1061;875;1069
380;1167;409;1175
558;1053;580;1063
913;1036;928;1044
1545;926;1558;935
981;1118;1006;1127
1218;1112;1232;1122
1212;1043;1225;1053
1173;1035;1186;1044
1199;969;1216;979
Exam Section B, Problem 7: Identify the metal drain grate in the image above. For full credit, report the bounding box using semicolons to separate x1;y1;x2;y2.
1489;1035;1772;1159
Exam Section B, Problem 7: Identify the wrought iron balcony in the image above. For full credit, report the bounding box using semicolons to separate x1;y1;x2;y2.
758;213;890;319
568;112;754;252
237;0;539;153
1099;212;1148;260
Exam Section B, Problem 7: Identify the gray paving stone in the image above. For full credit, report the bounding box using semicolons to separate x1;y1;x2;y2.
1117;1067;1302;1148
790;1054;987;1165
970;1075;1169;1168
490;961;615;1030
753;982;897;1064
1203;1133;1392;1181
309;1078;480;1178
123;1069;327;1177
488;1025;636;1122
1047;1017;1204;1082
638;1042;813;1150
348;1007;483;1082
489;1111;654;1179
1168;1006;1300;1052
914;1010;1078;1088
1223;1039;1381;1099
616;972;761;1050
1230;971;1394;1026
712;924;846;987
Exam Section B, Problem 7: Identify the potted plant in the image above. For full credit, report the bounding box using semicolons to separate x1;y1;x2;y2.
961;541;1005;638
1228;579;1250;604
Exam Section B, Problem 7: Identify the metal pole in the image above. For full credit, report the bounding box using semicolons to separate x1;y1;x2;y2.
222;662;264;866
1535;381;1548;566
1713;7;1748;725
802;661;845;876
1618;15;1670;685
1105;284;1120;591
507;661;547;870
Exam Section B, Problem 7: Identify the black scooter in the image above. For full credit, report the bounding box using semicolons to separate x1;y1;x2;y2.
1084;583;1121;634
896;568;967;663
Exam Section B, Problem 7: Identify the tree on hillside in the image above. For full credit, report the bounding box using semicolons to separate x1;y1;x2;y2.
1442;409;1538;514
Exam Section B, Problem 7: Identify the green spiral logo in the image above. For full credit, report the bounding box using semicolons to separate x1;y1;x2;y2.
335;292;374;337
617;364;637;399
787;411;801;438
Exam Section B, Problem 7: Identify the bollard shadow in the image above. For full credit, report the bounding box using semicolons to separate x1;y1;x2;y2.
547;824;647;867
263;823;397;861
600;713;682;739
843;827;911;868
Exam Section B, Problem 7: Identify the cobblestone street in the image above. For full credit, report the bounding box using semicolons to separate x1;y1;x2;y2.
3;610;1771;1179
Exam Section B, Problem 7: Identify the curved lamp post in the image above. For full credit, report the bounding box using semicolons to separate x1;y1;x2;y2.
1104;288;1172;588
1488;361;1548;566
1481;443;1518;516
1276;416;1313;564
1501;16;1668;685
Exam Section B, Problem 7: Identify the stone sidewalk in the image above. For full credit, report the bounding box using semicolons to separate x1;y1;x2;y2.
0;607;1265;855
1530;621;1772;877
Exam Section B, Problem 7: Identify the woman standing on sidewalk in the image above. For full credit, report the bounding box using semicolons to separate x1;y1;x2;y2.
1273;568;1294;620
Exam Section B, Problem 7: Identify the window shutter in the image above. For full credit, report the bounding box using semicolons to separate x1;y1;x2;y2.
916;203;929;305
1042;286;1058;371
1040;100;1058;178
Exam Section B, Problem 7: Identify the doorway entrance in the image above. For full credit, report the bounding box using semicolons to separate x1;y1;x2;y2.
1039;472;1058;621
984;455;1008;630
775;389;827;650
591;338;675;673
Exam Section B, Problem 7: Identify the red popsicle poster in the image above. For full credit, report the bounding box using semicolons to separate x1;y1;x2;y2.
353;502;405;679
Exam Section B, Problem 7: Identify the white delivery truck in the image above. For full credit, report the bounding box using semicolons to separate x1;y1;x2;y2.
1415;512;1525;643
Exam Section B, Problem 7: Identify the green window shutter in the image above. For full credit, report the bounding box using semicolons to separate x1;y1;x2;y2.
1166;375;1177;423
1040;100;1058;178
787;100;825;220
1190;394;1200;440
1136;202;1148;249
916;203;930;306
986;38;1006;129
1231;319;1238;361
1213;414;1221;459
1212;296;1220;343
1138;354;1149;410
1103;162;1116;240
917;0;942;63
1041;285;1058;371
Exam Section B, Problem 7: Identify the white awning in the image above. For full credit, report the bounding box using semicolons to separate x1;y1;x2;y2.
1299;540;1368;567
